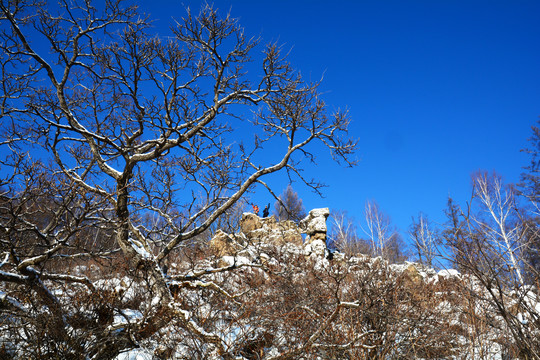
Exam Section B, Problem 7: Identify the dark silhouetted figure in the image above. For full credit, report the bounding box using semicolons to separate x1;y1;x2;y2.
262;203;270;218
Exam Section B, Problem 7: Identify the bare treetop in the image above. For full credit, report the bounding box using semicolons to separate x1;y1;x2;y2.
0;0;357;254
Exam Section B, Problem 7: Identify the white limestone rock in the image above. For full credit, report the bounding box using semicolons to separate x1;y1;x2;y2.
300;208;330;235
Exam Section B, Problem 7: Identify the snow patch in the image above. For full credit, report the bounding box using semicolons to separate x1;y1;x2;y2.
113;309;143;327
114;349;153;360
437;269;461;279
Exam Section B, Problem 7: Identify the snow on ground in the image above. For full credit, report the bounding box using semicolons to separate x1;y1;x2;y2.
114;349;153;360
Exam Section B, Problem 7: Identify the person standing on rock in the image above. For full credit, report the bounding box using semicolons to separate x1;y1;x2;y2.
262;203;270;218
252;204;259;216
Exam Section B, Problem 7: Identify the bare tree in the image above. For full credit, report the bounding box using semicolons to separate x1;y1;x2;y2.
409;213;438;267
362;200;405;262
521;120;540;204
521;217;540;285
520;120;540;280
474;171;525;285
445;171;540;359
364;201;390;257
273;184;307;222
0;1;356;358
329;210;370;255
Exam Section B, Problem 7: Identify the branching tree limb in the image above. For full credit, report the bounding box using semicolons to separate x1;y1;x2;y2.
0;1;357;358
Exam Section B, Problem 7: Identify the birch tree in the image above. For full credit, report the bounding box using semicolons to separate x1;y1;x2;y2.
409;213;438;267
329;210;370;255
473;172;525;285
362;200;404;261
445;171;540;358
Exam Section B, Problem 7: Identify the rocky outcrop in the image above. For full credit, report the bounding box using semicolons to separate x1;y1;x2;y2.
210;208;331;258
209;229;242;257
240;213;303;246
304;237;327;257
299;208;330;244
240;213;262;234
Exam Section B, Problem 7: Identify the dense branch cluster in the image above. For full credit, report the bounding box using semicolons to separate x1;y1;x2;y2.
0;0;362;358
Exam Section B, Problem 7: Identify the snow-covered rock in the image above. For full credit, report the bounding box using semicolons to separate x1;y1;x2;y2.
240;213;303;246
299;208;330;244
305;239;327;257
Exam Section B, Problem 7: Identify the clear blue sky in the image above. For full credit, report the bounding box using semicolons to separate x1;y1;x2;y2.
137;0;540;241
